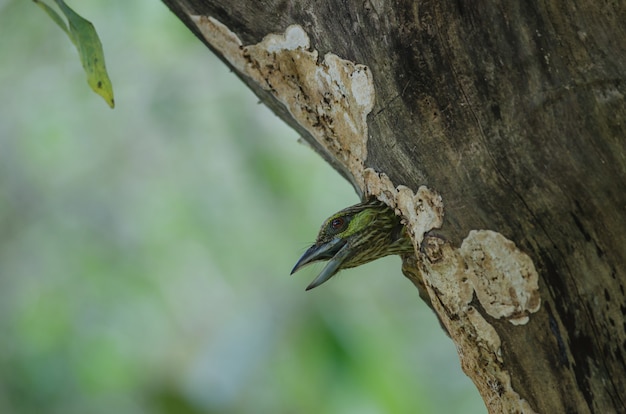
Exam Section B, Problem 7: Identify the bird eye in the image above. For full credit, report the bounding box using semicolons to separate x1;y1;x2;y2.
330;217;345;230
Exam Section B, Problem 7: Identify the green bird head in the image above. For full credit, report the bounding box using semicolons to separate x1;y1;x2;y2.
291;199;415;290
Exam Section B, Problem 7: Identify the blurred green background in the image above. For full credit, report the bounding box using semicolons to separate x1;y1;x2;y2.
0;1;485;413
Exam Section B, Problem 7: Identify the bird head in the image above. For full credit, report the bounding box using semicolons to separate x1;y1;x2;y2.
291;199;415;290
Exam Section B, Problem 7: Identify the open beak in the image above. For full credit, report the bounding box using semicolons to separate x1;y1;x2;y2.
291;238;350;291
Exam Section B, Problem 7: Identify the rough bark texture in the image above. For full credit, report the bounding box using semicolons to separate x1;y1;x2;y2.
161;1;626;412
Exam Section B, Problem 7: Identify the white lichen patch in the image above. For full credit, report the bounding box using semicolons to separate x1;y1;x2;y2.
190;16;375;191
461;230;541;325
420;238;474;314
397;185;444;243
263;25;310;52
363;168;397;206
466;306;502;359
422;229;540;327
191;16;246;73
363;169;444;246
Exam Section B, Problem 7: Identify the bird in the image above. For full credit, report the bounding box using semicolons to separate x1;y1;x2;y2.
291;199;415;291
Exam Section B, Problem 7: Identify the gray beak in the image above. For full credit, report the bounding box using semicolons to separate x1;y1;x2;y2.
291;238;350;290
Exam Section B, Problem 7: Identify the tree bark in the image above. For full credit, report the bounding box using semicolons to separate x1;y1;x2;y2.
161;1;626;412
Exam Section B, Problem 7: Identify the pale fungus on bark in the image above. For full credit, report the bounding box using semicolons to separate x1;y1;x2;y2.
190;16;374;192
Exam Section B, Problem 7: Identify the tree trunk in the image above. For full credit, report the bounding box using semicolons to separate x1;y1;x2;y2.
160;1;626;412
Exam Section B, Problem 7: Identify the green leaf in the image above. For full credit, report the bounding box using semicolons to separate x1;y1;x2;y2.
33;1;69;36
34;0;115;108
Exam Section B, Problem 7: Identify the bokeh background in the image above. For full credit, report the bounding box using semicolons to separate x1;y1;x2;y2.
0;1;485;413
